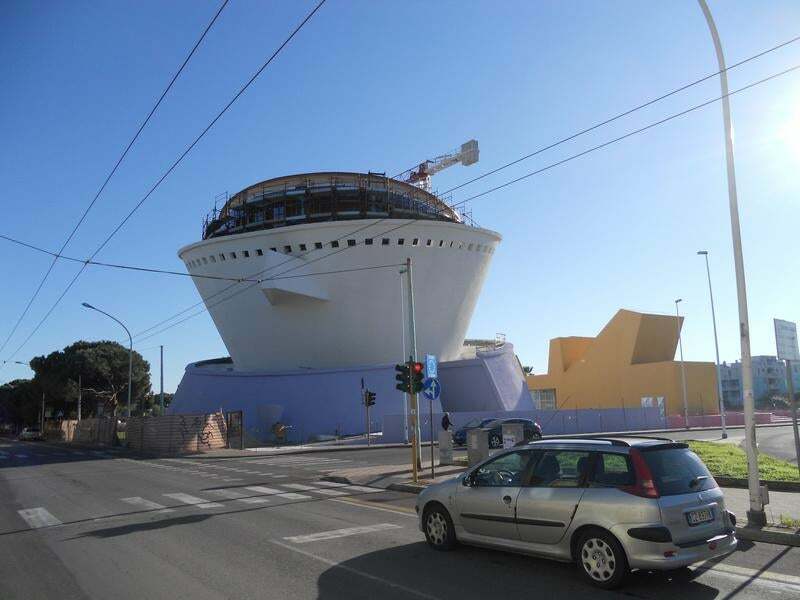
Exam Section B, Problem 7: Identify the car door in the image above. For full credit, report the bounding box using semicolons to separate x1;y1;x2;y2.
456;450;534;540
515;448;591;544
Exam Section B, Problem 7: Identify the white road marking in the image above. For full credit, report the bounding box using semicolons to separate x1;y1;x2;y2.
280;483;317;491
694;562;800;588
310;488;349;497
163;493;223;509
314;481;348;487
245;486;311;501
283;522;402;544
208;489;270;504
18;507;62;529
270;540;439;600
331;498;417;517
342;485;380;494
120;497;174;513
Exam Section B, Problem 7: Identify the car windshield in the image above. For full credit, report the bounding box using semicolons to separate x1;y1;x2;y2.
642;448;717;496
460;418;482;429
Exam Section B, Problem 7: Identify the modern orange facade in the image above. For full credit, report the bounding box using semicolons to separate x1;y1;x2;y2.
526;309;720;417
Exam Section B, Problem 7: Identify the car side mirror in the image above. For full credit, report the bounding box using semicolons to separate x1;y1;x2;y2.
462;472;474;487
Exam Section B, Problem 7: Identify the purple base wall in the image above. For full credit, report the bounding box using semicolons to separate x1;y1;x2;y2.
169;342;533;445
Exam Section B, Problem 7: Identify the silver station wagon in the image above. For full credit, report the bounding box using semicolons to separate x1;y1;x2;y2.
416;437;737;589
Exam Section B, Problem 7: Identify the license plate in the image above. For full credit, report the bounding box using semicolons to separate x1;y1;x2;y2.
687;508;714;526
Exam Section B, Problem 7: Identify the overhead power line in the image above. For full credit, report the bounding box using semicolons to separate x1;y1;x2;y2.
436;33;800;197
128;58;800;343
2;0;327;363
0;0;231;360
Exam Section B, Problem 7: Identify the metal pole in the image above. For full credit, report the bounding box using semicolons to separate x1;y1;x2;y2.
786;359;800;475
698;0;763;526
676;300;690;429
160;345;164;413
406;257;421;479
699;251;727;438
77;374;82;421
429;396;435;479
41;392;45;432
399;276;409;444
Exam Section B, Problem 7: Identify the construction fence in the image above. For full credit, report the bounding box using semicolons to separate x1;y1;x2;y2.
124;412;230;455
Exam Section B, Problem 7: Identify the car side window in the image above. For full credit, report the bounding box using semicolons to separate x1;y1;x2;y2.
529;450;591;488
472;451;533;487
591;453;635;487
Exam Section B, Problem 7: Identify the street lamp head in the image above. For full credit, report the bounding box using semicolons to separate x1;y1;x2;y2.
697;250;708;256
675;298;683;305
81;302;94;309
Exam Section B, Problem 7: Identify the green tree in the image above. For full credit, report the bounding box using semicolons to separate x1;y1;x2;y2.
0;378;40;425
30;340;151;417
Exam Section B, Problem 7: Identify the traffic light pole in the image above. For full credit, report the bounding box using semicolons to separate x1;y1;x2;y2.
405;257;422;480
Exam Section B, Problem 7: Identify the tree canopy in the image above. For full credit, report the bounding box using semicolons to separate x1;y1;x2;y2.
29;340;151;418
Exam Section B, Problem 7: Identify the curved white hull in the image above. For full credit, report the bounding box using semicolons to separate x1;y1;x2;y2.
179;219;500;371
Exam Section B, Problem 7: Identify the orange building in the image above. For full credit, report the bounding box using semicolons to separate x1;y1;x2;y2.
526;309;720;417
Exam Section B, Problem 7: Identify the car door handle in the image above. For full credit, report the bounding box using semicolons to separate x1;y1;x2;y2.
503;495;512;505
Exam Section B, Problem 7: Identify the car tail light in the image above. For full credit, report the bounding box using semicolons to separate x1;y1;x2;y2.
621;448;660;499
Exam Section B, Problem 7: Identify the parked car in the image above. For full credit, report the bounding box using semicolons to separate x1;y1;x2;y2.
452;417;542;448
416;437;737;589
18;426;43;441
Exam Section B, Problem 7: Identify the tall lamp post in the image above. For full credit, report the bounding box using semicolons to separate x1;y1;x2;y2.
697;0;763;525
698;250;727;439
81;302;133;418
675;299;690;429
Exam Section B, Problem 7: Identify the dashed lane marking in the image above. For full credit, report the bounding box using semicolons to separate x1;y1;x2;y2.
245;486;311;501
331;497;417;517
208;489;271;504
279;483;317;491
308;488;349;497
18;507;62;529
163;493;223;509
121;497;174;513
314;481;348;487
283;522;402;544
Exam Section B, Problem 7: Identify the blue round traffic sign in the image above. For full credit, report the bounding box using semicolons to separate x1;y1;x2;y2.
422;377;441;401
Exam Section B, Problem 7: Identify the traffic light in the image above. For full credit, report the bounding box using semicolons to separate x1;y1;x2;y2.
365;390;376;407
411;361;424;393
395;363;410;393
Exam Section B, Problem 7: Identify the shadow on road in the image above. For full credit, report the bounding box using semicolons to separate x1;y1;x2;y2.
314;542;721;600
64;513;212;540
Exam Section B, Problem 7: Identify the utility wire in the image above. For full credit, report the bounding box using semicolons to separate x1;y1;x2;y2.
3;0;327;363
0;0;231;359
130;59;800;343
436;33;800;197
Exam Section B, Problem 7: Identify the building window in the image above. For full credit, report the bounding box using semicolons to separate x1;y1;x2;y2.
256;249;263;256
230;252;237;259
382;238;390;246
426;239;432;247
315;242;323;250
398;238;405;245
299;244;307;252
219;253;226;261
331;240;339;248
284;245;292;253
347;239;356;247
439;240;444;247
412;238;419;246
365;238;373;245
243;250;250;258
270;247;277;253
532;388;556;410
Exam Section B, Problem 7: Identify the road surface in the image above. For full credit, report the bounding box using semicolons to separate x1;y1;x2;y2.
1;437;799;599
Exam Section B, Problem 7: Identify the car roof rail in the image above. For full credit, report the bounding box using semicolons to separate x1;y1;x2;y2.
614;435;677;443
553;437;630;447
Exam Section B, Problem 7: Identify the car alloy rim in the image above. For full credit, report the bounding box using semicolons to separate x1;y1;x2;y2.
426;512;447;545
581;538;616;582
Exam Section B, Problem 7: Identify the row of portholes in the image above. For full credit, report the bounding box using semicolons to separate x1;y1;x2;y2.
186;237;495;269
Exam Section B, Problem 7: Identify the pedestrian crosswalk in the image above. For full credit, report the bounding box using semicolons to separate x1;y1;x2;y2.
13;480;382;530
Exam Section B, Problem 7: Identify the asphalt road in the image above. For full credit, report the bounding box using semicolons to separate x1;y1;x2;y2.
1;438;799;600
666;425;799;464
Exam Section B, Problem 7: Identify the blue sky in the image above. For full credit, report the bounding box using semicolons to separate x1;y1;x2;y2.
1;0;799;392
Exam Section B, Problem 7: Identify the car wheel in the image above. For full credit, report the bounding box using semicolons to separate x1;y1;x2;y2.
577;530;628;589
489;434;502;448
423;504;457;551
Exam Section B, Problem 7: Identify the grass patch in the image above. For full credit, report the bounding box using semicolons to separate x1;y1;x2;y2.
688;440;800;482
779;515;800;528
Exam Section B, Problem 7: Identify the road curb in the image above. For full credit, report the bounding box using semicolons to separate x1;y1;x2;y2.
736;525;800;547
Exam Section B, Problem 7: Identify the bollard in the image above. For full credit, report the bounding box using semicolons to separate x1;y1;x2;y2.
438;430;454;466
501;423;524;448
467;428;490;466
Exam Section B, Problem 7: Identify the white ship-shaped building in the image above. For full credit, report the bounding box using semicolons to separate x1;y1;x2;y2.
178;171;502;372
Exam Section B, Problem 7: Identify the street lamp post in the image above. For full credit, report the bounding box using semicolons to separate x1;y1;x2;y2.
697;0;764;526
675;299;690;429
81;302;133;418
698;250;727;439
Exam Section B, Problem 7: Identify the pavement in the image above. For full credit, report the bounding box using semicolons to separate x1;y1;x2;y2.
2;436;800;599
